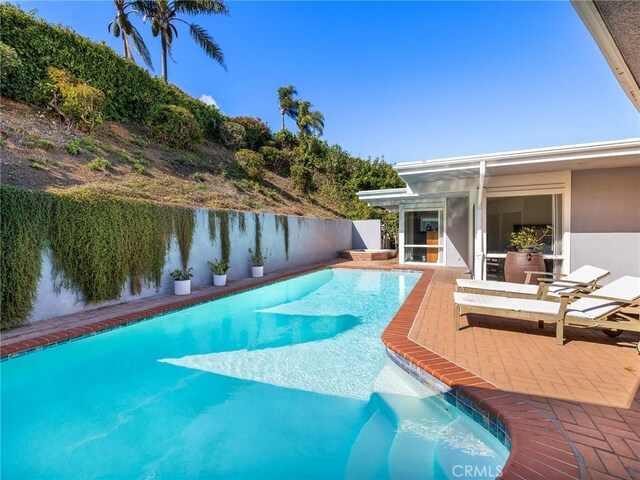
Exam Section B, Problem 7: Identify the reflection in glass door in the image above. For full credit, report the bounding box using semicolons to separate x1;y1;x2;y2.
404;210;443;264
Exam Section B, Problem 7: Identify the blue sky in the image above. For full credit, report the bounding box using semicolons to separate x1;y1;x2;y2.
14;1;640;164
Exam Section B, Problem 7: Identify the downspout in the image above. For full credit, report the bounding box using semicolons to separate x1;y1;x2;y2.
473;161;486;280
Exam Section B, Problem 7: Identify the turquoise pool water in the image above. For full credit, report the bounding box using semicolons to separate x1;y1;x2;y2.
1;269;508;479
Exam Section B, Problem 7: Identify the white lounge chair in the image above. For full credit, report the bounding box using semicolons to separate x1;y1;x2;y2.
456;265;610;301
453;276;640;345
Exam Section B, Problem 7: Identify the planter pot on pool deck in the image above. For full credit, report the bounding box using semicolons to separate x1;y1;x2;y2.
251;266;264;278
213;274;227;287
174;279;191;295
504;251;545;284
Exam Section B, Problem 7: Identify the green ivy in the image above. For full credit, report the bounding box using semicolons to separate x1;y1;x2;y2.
208;210;231;265
275;216;290;260
0;4;224;139
0;185;197;329
0;186;52;329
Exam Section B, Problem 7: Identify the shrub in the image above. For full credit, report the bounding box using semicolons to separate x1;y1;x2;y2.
30;158;48;170
0;4;224;140
40;67;105;131
231;116;271;150
65;139;81;155
130;134;149;149
290;162;314;193
192;172;205;182
38;139;55;150
259;146;293;176
235;149;264;180
87;157;112;171
79;137;99;153
0;41;21;87
147;104;203;150
219;120;247;150
132;160;147;175
116;151;131;163
272;129;298;150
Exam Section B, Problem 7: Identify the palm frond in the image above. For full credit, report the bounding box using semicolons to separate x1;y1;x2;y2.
129;25;154;70
175;0;228;15
189;23;226;69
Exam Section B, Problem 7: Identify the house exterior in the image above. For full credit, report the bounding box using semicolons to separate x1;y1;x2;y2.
358;140;640;280
358;1;640;282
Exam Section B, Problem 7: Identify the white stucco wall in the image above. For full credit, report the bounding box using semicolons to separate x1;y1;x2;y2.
30;210;352;323
352;220;381;249
570;167;640;281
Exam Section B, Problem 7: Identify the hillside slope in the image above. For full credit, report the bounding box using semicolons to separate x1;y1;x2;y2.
0;97;345;218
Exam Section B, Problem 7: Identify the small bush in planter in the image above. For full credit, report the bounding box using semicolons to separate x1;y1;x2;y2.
208;258;229;286
170;267;193;295
170;268;194;281
208;258;230;275
248;248;268;267
508;226;552;258
505;226;552;284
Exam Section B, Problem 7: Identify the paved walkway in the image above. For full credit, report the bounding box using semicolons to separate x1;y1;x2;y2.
410;267;640;480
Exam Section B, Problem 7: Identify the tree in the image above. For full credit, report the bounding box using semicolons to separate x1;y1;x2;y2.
137;0;228;82
296;100;324;137
277;85;298;131
108;0;153;69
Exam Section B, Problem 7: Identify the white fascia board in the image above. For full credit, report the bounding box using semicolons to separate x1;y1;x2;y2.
571;0;640;112
393;138;640;175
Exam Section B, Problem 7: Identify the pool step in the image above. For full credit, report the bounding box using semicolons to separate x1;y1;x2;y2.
433;418;506;480
387;428;438;479
345;409;395;480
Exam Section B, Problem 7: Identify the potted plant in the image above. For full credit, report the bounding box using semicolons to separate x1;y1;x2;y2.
249;248;268;278
170;267;193;295
208;258;229;287
504;226;551;284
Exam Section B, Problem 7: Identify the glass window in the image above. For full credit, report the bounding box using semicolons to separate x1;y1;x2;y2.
404;210;443;263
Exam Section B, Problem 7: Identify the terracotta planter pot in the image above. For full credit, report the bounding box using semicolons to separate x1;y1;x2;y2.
504;252;546;284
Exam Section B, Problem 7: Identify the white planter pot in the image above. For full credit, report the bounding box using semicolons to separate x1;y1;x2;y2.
213;274;227;287
174;279;191;295
251;266;264;278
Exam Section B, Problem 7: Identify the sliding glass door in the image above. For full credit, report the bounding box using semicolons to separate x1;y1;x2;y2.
404;210;444;264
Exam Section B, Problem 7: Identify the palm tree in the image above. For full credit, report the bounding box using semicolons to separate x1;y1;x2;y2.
108;0;153;69
296;100;324;137
277;85;298;131
137;0;228;82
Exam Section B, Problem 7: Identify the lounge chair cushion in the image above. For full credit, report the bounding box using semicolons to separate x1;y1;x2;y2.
453;293;561;315
456;279;538;295
457;265;610;298
566;276;640;320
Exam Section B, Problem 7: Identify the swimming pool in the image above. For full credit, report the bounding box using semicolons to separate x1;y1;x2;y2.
1;268;508;479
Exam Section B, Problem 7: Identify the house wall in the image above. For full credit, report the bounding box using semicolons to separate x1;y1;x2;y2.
29;211;353;323
446;197;470;268
352;220;382;249
570;167;640;281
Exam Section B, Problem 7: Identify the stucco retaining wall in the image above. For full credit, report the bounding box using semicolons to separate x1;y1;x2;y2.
30;210;354;322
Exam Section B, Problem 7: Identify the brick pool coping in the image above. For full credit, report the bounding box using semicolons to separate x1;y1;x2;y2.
0;263;582;479
0;263;332;359
379;268;582;480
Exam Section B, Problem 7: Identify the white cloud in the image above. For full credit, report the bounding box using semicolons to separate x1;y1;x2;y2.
199;94;218;109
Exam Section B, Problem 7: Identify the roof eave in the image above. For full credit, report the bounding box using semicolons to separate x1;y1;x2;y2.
571;0;640;112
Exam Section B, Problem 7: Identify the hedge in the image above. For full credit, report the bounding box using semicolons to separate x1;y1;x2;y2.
0;4;224;140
